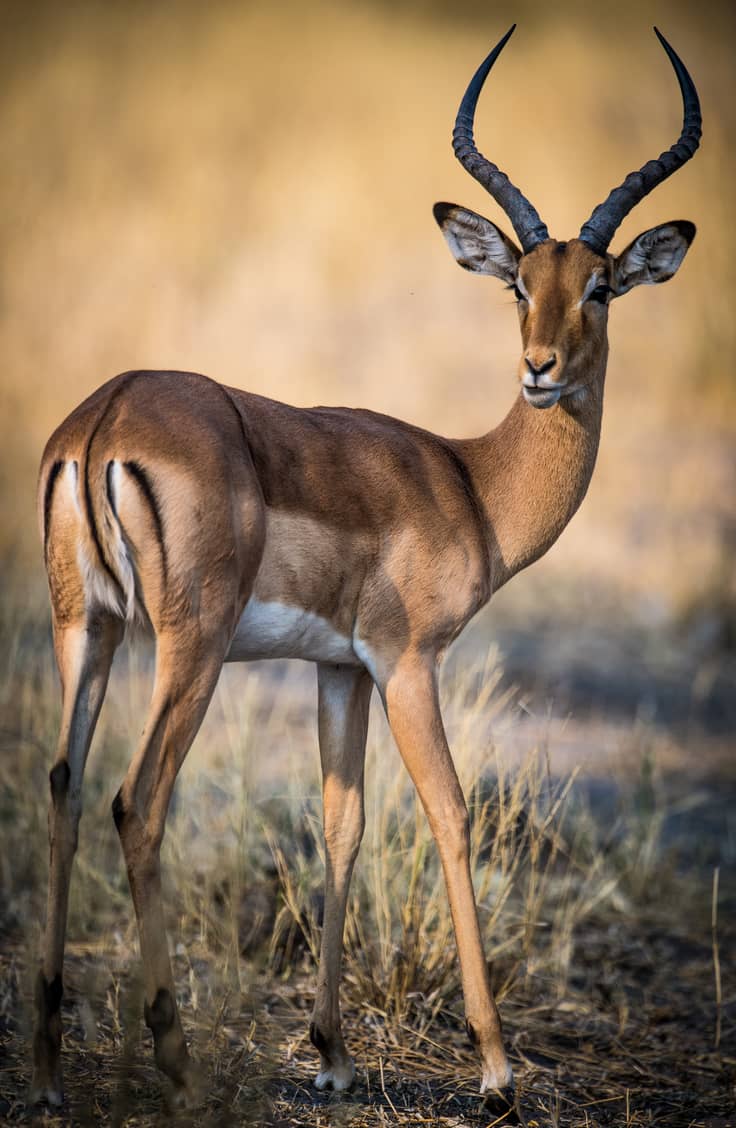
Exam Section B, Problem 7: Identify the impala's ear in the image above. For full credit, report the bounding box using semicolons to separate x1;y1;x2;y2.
612;220;695;296
433;202;521;284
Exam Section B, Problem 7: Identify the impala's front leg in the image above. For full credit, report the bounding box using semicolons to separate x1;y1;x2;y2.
384;654;513;1096
310;663;372;1090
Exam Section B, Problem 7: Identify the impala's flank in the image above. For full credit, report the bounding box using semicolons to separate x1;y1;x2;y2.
32;25;700;1110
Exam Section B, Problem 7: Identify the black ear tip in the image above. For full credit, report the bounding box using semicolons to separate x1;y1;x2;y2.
666;219;696;244
433;202;455;226
679;220;696;244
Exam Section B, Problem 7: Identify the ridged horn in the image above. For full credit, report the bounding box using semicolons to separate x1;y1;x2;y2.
452;25;550;254
579;28;702;256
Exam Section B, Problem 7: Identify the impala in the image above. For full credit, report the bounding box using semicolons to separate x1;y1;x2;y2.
32;25;700;1109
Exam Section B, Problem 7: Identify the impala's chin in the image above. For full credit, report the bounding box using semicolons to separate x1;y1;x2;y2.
522;385;562;409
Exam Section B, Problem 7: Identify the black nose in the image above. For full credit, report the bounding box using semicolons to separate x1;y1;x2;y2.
525;354;556;378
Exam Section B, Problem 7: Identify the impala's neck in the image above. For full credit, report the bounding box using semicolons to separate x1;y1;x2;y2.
459;373;605;592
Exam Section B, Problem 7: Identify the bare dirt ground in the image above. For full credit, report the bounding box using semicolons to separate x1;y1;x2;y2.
1;863;734;1127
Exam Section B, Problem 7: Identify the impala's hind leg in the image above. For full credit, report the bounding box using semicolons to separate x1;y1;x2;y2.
31;613;123;1106
310;664;372;1090
112;626;229;1108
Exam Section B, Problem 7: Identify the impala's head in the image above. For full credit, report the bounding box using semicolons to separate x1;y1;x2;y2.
435;26;700;410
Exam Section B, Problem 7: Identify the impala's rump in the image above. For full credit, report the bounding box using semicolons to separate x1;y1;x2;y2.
39;370;267;632
40;454;140;624
41;452;171;627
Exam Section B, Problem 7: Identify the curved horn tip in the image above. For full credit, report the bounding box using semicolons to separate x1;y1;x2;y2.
578;27;701;255
465;24;517;83
652;26;699;87
494;24;517;55
451;24;549;254
653;27;676;56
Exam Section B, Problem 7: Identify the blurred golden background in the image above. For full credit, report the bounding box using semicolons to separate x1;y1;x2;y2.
1;0;734;630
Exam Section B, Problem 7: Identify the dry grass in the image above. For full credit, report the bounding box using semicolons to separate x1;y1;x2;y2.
0;599;734;1125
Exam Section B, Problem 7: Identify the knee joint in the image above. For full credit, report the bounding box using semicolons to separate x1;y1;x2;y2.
48;761;81;850
434;803;470;856
324;815;364;863
112;788;160;851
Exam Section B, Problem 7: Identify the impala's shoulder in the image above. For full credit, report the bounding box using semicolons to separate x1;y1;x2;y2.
234;396;441;460
310;405;461;460
305;409;482;507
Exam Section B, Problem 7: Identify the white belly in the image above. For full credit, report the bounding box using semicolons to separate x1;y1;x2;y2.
226;597;358;664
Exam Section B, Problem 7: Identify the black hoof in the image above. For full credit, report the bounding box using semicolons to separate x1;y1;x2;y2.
482;1084;517;1117
29;1076;64;1108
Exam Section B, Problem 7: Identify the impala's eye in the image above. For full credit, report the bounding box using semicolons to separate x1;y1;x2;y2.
588;283;612;304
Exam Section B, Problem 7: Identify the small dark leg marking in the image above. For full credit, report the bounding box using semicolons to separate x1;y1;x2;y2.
49;761;70;802
144;987;176;1035
144;988;189;1085
309;1021;329;1054
111;789;126;832
35;972;63;1018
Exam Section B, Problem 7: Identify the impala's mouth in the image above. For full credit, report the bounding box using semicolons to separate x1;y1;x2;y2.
522;385;562;409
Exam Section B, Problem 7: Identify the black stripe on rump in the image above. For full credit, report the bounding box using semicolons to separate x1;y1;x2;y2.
105;460;117;519
43;459;64;560
82;375;140;597
122;461;168;580
84;458;123;597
